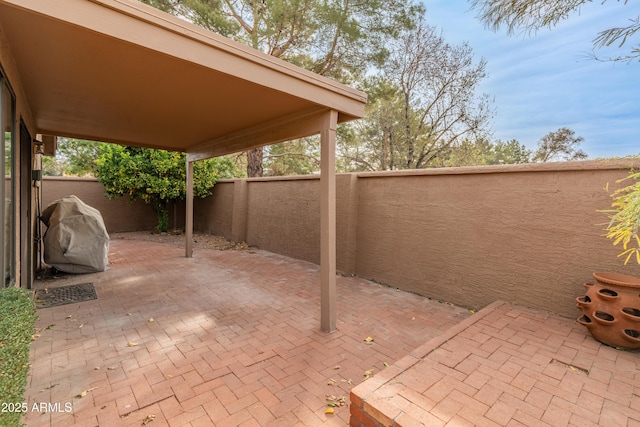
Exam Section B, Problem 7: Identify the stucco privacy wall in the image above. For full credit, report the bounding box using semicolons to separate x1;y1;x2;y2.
193;174;359;272
195;160;640;318
42;161;640;318
42;177;156;233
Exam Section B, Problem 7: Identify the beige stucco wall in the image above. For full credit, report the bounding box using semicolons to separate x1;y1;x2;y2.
39;160;640;318
196;160;640;318
42;177;156;233
353;163;640;317
194;181;234;238
196;175;359;273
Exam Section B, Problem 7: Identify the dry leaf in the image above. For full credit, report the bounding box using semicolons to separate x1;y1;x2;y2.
326;395;346;408
333;365;341;370
363;369;375;380
142;414;156;425
127;342;139;347
75;387;98;398
66;315;73;319
383;362;389;367
363;336;374;344
324;408;334;414
148;318;154;322
78;323;84;329
107;366;117;370
327;378;336;386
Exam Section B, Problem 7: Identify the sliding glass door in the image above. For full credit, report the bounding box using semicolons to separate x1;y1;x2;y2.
0;75;15;287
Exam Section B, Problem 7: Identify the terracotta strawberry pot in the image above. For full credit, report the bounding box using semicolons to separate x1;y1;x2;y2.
576;272;640;350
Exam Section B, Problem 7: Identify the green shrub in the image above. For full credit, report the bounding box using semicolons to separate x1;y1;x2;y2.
0;287;36;427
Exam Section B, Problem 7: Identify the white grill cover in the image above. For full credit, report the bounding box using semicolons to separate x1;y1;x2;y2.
41;195;109;274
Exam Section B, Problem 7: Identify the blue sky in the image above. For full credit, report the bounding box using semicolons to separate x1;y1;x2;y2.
423;1;639;158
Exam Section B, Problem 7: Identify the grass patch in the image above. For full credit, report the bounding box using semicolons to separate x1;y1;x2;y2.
0;287;36;427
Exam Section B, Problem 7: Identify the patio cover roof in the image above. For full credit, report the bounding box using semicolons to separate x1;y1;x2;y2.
0;0;365;154
0;0;366;332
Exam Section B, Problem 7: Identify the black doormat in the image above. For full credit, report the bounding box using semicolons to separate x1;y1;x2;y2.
35;283;97;308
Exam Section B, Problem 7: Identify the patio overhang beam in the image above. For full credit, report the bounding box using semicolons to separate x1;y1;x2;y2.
185;108;339;332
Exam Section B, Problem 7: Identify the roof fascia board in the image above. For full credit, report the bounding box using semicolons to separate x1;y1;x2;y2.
187;107;333;161
1;0;365;118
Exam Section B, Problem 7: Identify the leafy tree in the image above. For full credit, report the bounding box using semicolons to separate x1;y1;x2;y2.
433;138;531;167
41;138;102;176
490;139;532;164
139;0;423;176
94;144;237;232
355;18;494;171
41;156;65;176
263;137;320;176
532;127;588;162
470;0;639;62
56;138;102;176
339;78;405;171
432;138;494;167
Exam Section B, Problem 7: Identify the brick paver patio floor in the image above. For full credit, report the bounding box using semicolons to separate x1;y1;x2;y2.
25;238;471;426
350;301;640;427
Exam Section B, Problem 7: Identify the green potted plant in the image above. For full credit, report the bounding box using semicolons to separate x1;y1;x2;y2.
576;170;640;350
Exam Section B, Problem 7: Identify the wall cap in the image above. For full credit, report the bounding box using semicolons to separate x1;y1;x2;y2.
216;159;640;183
43;176;99;182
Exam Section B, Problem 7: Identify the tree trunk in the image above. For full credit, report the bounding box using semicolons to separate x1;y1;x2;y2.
381;126;389;170
246;147;264;177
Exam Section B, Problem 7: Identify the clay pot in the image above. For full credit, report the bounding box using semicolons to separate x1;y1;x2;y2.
576;272;640;350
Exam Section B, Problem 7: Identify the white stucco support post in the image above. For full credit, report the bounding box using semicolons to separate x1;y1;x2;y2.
185;158;194;258
320;109;338;332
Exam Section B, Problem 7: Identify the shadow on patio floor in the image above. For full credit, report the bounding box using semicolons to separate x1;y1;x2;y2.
26;238;471;426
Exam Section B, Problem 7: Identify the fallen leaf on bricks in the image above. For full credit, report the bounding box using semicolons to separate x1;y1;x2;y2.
363;336;374;344
142;414;156;425
326;395;346;407
127;342;138;347
327;378;336;386
325;408;334;415
75;387;98;398
363;369;375;380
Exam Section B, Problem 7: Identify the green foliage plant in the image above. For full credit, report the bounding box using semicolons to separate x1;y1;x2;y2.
603;170;640;265
0;287;37;427
95;145;236;232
